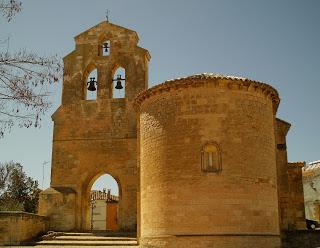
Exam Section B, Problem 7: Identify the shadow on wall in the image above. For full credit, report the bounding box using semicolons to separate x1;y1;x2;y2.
282;230;320;248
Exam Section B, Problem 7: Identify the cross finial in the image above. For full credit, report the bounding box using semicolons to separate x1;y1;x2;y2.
106;10;110;22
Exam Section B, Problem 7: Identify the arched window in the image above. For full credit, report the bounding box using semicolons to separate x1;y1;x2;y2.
201;142;222;173
90;174;119;231
86;69;98;100
101;40;110;56
112;67;125;98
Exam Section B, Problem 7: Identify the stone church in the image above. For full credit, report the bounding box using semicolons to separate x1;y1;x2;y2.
37;21;306;248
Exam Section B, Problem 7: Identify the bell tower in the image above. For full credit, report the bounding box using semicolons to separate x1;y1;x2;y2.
39;21;150;232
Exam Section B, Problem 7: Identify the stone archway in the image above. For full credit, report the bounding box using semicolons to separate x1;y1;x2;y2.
83;172;122;231
77;165;137;232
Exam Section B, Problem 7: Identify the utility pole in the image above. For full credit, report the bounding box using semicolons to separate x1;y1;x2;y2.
42;161;50;189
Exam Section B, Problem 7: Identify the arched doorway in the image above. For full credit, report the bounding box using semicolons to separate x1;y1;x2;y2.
81;167;137;232
89;174;120;231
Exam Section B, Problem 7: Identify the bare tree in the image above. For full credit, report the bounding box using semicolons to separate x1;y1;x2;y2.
0;0;22;22
0;0;63;137
0;161;16;193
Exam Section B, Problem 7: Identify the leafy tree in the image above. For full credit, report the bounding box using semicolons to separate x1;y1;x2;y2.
0;161;41;213
0;0;62;137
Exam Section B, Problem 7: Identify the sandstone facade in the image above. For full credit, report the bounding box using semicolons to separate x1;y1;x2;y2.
39;21;150;232
275;119;306;230
38;21;306;248
135;74;281;247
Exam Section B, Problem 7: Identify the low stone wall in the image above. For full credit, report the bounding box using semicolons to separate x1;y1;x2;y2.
282;230;320;248
0;211;48;245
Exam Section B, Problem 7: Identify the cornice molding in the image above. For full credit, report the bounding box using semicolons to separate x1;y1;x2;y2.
134;73;280;113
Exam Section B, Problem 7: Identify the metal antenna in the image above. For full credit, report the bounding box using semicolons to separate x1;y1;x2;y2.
42;161;50;189
106;9;110;22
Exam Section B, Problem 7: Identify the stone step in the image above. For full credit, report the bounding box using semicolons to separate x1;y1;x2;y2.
62;232;94;236
36;236;139;246
61;232;136;237
36;232;139;247
55;236;136;241
37;240;138;246
35;246;139;248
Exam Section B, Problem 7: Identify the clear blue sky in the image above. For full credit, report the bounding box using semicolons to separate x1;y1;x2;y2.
0;0;319;190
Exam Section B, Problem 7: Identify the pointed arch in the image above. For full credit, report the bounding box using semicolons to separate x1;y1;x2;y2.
87;171;122;199
86;172;121;231
83;63;98;100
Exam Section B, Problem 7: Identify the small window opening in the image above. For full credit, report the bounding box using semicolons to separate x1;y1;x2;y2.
112;67;125;98
86;69;97;100
201;142;222;173
102;41;110;56
208;152;213;167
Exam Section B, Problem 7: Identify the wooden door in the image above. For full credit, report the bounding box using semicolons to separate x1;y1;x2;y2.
106;202;118;230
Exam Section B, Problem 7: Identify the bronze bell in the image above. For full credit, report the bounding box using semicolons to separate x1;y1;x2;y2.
87;77;97;91
103;42;109;53
114;75;124;89
115;80;123;89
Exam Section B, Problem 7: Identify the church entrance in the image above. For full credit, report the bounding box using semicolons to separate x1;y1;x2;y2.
89;174;120;231
80;165;137;233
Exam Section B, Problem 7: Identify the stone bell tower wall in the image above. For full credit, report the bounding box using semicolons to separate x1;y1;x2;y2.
62;22;149;104
39;22;150;232
135;74;281;248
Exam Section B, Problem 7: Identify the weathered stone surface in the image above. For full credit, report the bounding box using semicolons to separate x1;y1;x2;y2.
38;187;76;231
135;75;282;247
36;21;306;248
39;21;150;232
0;211;48;245
275;119;306;231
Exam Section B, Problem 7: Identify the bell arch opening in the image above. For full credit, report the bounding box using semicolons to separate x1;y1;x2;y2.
89;173;120;231
86;68;98;100
101;40;110;56
112;67;125;99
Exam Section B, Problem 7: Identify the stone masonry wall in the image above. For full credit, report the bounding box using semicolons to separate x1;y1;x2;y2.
136;74;281;248
275;118;291;230
275;120;306;231
286;162;306;230
39;21;150;232
0;212;48;245
38;187;76;231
